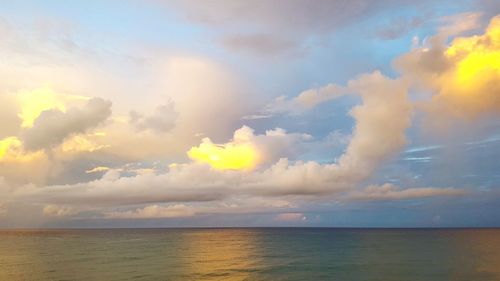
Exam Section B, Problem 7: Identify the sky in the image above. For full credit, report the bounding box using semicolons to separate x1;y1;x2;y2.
0;0;499;228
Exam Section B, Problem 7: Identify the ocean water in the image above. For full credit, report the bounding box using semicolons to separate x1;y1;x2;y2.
0;228;499;281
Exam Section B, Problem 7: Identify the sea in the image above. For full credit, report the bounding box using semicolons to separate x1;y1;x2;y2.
0;228;499;281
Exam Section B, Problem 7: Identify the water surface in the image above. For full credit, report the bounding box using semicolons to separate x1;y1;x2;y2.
1;228;499;280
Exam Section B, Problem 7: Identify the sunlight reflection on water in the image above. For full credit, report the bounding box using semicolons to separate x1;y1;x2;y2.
0;228;499;281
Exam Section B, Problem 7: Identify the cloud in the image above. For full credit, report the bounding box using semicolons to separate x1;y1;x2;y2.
0;89;109;184
161;0;427;55
338;71;412;180
43;204;75;217
168;0;377;32
0;94;21;138
244;72;413;194
475;0;500;19
396;14;500;120
274;212;307;222
188;136;259;171
257;13;499;133
241;114;273;120
219;33;298;56
5;71;417;212
104;204;195;219
0;137;51;185
261;12;498;123
22;97;112;151
374;16;424;40
85;166;110;174
0;203;6;215
264;84;346;114
188;126;311;170
0;17;258;189
348;183;465;200
0;55;260;188
157;57;256;142
15;88;89;128
129;100;177;133
12;166;229;207
437;12;483;38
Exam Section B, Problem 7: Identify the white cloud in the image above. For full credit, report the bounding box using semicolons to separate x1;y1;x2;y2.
85;166;110;174
347;183;465;200
263;84;346;115
105;204;195;219
337;71;412;181
274;212;307;222
43;204;75;217
0;12;478;222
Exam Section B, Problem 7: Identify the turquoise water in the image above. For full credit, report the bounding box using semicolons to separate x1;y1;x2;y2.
1;228;499;280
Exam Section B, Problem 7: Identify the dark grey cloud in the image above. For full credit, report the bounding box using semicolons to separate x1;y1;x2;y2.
159;0;434;55
374;16;424;40
168;0;407;32
475;0;500;19
22;98;112;151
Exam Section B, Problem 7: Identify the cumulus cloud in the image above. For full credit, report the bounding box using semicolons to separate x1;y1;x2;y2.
12;166;230;207
6;71;421;210
262;13;499;123
104;204;195;219
22;98;112;151
129;100;177;133
48;196;300;220
0;55;259;188
338;71;412;180
188;125;311;170
258;13;500;136
2;12;473;221
260;72;412;184
395;14;500;120
348;183;465;200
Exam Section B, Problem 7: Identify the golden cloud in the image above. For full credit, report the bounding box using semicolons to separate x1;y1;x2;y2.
438;16;500;116
397;15;500;119
0;137;43;163
187;137;259;171
16;87;88;128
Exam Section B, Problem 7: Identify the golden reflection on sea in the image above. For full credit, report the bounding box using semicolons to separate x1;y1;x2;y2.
178;229;264;280
451;229;500;278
